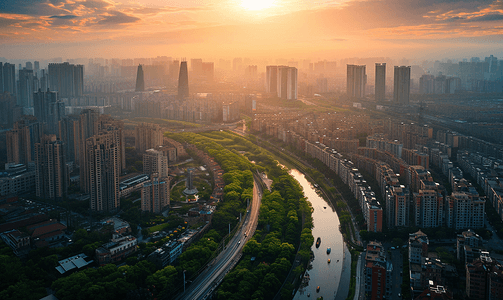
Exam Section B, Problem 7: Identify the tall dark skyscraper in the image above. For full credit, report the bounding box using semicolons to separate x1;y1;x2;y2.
48;62;84;98
178;60;189;98
393;66;411;105
1;62;16;95
35;134;67;200
347;64;367;98
135;64;145;92
59;114;79;165
18;68;35;107
34;89;65;135
375;63;386;102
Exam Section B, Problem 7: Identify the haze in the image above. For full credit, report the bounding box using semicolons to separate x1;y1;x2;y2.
1;0;503;60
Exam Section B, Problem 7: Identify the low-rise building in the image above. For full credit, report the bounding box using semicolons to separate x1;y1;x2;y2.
96;234;137;266
148;240;183;268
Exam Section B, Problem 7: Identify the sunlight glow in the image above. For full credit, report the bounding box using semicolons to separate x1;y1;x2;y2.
241;0;275;11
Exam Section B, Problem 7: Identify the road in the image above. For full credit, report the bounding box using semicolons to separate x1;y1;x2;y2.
175;176;262;300
390;248;403;300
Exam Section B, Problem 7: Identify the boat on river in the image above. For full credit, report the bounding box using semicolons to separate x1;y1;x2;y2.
316;237;321;248
328;259;331;263
326;247;331;254
316;286;320;292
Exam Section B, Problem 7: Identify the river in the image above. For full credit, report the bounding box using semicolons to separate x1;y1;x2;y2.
290;169;351;300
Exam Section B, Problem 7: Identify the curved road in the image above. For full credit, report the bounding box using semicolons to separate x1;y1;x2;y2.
175;176;262;300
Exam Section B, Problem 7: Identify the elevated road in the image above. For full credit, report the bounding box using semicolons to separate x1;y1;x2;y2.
175;176;262;300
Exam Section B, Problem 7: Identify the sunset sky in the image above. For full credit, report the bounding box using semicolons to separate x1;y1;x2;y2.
1;0;503;60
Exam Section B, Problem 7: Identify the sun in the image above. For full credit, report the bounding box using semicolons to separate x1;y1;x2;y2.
241;0;275;11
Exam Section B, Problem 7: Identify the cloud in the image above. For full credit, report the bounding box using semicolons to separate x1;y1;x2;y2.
96;10;140;25
50;15;78;19
469;13;503;21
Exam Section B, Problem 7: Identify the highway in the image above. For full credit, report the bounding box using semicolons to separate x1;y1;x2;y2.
175;176;262;300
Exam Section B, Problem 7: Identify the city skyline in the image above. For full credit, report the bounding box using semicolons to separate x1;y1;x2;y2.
1;0;503;60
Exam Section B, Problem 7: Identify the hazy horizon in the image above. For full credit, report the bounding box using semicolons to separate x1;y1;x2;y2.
1;0;503;61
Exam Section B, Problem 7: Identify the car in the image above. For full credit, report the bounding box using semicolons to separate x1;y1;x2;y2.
238;241;241;244
391;247;395;250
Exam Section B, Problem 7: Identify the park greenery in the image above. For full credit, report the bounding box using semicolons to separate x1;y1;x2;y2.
166;130;314;299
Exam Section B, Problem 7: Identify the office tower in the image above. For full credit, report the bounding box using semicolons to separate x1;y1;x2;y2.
414;189;443;228
202;62;214;81
59;114;80;165
143;148;169;178
141;173;169;213
18;68;34;107
135;123;163;153
39;69;48;91
26;61;33;70
178;61;189;98
191;58;203;77
347;64;366;98
34;61;40;77
385;185;410;228
34;88;65;135
169;60;180;80
316;78;328;93
375;63;386;101
86;132;120;212
35;135;67;200
266;66;298;100
393;66;411;104
6;116;43;165
2;63;16;95
48;62;84;98
135;64;145;92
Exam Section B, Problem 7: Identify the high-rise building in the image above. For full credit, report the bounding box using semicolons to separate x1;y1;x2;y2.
386;185;410;228
135;64;145;92
364;241;391;300
78;109;100;191
141;172;169;213
48;62;84;98
0;92;20;128
202;62;214;81
59;114;80;165
143;148;169;178
178;61;189;99
1;62;16;95
6;116;43;165
375;63;386;101
393;66;411;104
191;58;203;77
347;64;366;98
86;132;120;212
414;189;443;228
34;88;65;135
35;135;67;200
18;68;34;107
466;254;503;300
266;66;297;100
447;192;485;230
135;123;163;154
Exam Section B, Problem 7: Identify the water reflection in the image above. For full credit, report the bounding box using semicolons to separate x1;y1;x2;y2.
290;169;346;300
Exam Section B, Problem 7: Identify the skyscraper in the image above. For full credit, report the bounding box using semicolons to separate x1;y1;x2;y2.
135;64;145;92
375;63;386;102
34;88;65;135
178;61;189;98
1;63;16;95
78;109;100;191
18;68;34;107
141;172;169;213
393;66;411;105
86;132;120;212
35;134;67;200
59;114;80;165
347;64;366;98
135;123;163;153
48;62;84;98
266;66;298;100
